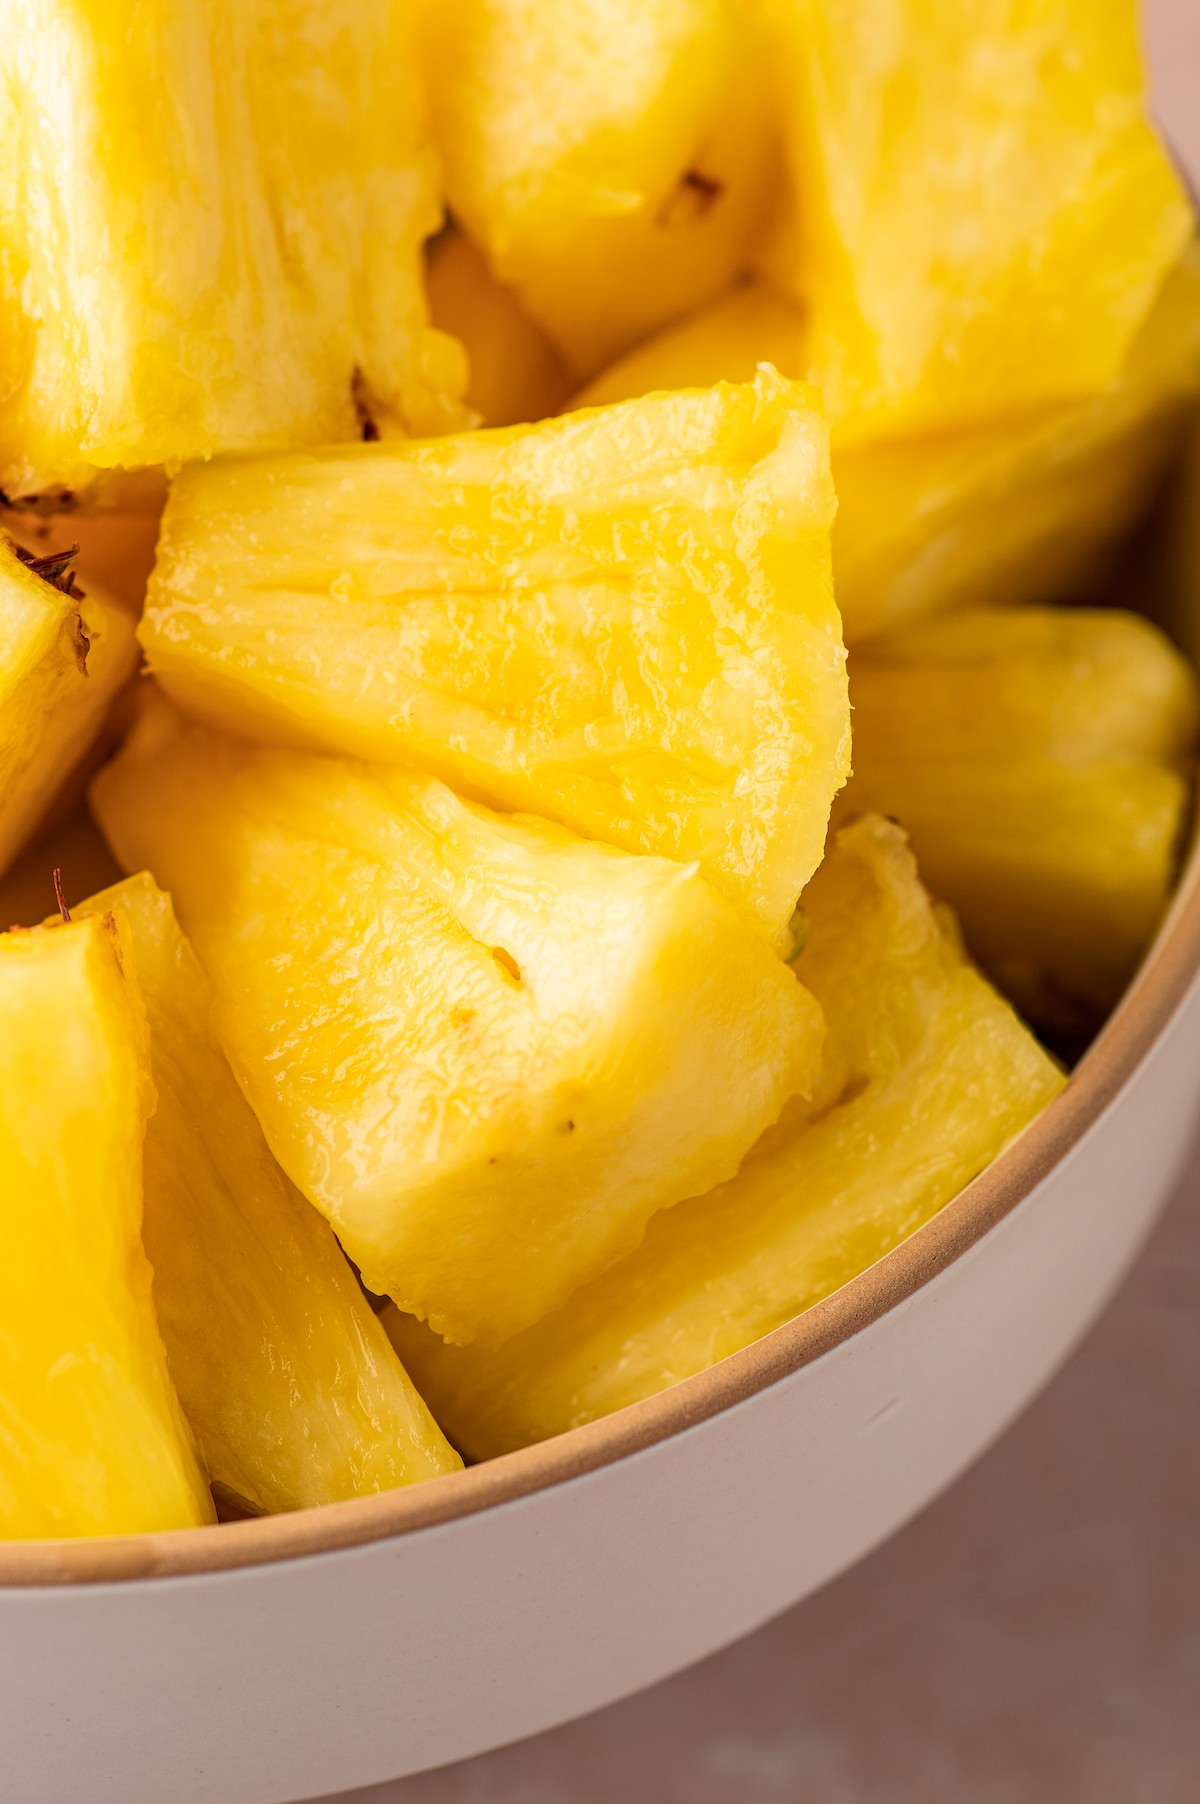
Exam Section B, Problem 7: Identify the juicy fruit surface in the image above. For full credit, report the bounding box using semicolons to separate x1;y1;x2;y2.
843;609;1200;1037
74;873;461;1514
570;279;809;410
834;247;1200;639
762;0;1193;441
92;699;825;1348
140;372;849;942
427;228;574;427
425;0;779;376
0;535;137;876
0;915;213;1537
0;0;464;498
569;248;1200;640
389;815;1065;1458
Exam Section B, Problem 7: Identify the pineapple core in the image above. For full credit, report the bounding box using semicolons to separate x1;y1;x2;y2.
91;697;825;1348
73;874;462;1514
140;370;849;944
423;0;780;377
0;913;214;1537
0;534;137;878
762;0;1194;441
842;608;1200;1038
572;250;1200;643
387;816;1065;1459
0;0;465;501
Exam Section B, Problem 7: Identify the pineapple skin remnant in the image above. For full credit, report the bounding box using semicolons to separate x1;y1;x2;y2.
140;370;850;945
763;0;1195;442
73;873;461;1514
424;0;781;378
0;913;214;1538
91;696;826;1349
0;534;137;877
387;816;1066;1459
0;0;466;501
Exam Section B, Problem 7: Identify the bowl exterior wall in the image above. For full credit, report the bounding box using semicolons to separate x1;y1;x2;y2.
2;964;1198;1804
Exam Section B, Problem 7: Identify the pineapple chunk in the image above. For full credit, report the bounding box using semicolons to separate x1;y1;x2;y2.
139;371;849;942
762;0;1194;441
843;609;1200;1037
72;873;461;1514
834;250;1200;639
571;251;1200;642
0;535;137;877
387;815;1065;1457
427;228;574;427
0;0;465;501
91;698;825;1348
0;912;213;1537
571;279;808;410
423;0;779;377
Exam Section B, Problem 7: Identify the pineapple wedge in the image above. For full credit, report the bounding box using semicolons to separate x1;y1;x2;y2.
387;815;1065;1458
427;228;574;427
72;873;461;1515
572;251;1200;642
139;371;849;942
423;0;779;376
91;698;825;1348
0;912;213;1537
844;609;1200;1037
0;535;137;877
0;0;465;501
762;0;1194;441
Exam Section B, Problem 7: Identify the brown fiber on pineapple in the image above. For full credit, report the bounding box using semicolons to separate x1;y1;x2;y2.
350;366;380;442
657;169;725;228
51;868;70;925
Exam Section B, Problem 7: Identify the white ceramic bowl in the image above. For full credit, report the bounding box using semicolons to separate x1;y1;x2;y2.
0;827;1198;1804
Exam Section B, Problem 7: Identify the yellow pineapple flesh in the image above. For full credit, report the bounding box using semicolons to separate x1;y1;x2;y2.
762;0;1194;441
91;696;825;1348
0;911;214;1537
139;371;849;943
387;815;1065;1458
0;534;137;877
833;249;1200;639
0;0;466;501
843;608;1200;1037
423;0;780;377
427;228;574;427
571;250;1200;642
72;872;461;1514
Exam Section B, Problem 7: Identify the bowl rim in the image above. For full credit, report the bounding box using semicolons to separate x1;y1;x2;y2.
5;827;1200;1590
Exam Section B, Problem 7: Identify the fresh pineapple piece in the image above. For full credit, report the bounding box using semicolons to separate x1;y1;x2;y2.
571;251;1200;642
387;815;1065;1457
427;228;574;427
570;279;808;409
71;873;461;1514
762;0;1193;441
139;371;848;942
91;697;825;1348
0;911;214;1537
834;250;1200;639
0;535;137;877
0;0;465;502
843;608;1200;1037
423;0;779;377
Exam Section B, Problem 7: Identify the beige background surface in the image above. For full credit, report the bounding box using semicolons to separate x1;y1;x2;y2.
307;1128;1200;1804
298;8;1200;1800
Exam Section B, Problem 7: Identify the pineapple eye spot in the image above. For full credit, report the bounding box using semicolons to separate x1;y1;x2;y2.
658;169;724;230
490;946;522;986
